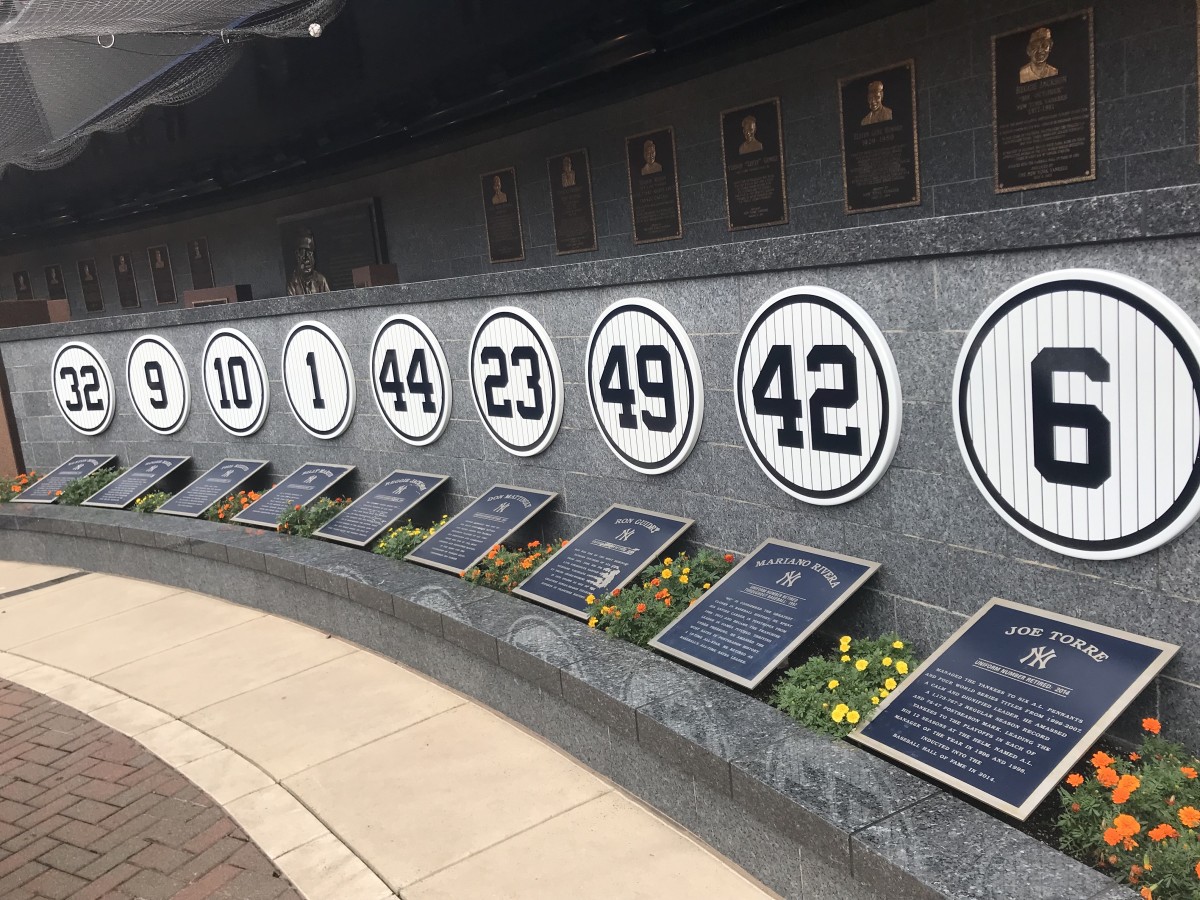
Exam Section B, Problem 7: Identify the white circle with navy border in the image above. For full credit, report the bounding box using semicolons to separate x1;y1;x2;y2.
51;341;115;436
282;320;356;439
370;314;452;446
125;335;190;435
736;287;902;505
469;307;564;456
201;327;270;436
586;298;704;475
953;269;1200;560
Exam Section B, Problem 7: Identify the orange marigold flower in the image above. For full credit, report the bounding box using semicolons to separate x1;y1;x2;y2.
1096;767;1120;788
1118;774;1141;794
527;540;540;548
1130;752;1141;761
650;577;660;587
1122;836;1138;851
655;589;670;601
1113;788;1131;805
218;512;224;519
1142;718;1161;735
1070;802;1081;812
1195;860;1200;880
520;558;533;569
1140;888;1152;900
724;553;734;563
664;598;671;606
636;603;647;613
1092;751;1115;768
1148;823;1179;842
487;549;498;560
560;539;568;547
1066;773;1084;787
1103;827;1122;846
1179;806;1200;828
1182;767;1198;779
1113;814;1141;837
494;557;505;567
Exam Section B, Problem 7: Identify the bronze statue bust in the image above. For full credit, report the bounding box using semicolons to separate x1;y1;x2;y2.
287;228;331;296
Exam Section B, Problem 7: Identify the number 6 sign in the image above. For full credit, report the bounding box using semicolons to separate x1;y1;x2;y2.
953;269;1200;559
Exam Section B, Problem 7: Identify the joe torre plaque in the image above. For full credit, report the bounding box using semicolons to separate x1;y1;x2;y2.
651;541;879;688
547;149;598;254
232;463;354;528
839;62;920;213
626;127;682;244
15;455;116;504
156;459;269;518
482;168;525;263
721;99;788;230
315;470;448;548
993;11;1095;192
515;505;694;619
851;599;1177;819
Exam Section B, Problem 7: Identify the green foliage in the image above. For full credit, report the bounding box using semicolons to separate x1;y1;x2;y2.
276;495;352;537
57;468;124;505
133;491;172;513
1057;722;1200;898
587;550;735;646
770;634;920;737
373;515;449;560
461;539;566;593
0;471;38;503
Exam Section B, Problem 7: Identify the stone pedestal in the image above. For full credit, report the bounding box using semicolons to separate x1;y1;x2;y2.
352;264;400;288
182;285;253;308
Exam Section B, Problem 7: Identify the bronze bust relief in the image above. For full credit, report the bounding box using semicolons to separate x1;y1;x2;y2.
287;228;331;295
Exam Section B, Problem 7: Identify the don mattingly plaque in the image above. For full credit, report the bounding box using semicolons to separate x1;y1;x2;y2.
626;127;683;244
547;149;598;255
850;598;1177;819
993;10;1095;193
482;168;525;263
839;61;920;213
721;98;788;230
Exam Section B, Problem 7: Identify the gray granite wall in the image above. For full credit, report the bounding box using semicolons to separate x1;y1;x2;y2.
0;0;1196;310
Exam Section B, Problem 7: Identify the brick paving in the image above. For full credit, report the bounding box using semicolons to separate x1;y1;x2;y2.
0;679;304;900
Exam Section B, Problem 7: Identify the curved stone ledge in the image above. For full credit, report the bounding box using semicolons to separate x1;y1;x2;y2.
0;503;1132;900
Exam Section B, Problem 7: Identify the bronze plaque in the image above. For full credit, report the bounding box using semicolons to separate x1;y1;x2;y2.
12;271;32;301
547;149;597;255
44;266;67;302
481;168;525;263
187;238;214;290
146;245;178;305
77;260;104;312
839;61;921;214
112;253;140;308
626;127;683;244
993;10;1095;192
721;98;788;230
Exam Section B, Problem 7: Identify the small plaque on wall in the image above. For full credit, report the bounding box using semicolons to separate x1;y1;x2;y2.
187;238;215;290
626;127;683;244
14;454;116;504
314;469;448;548
720;98;788;230
156;458;269;518
481;168;525;263
77;260;104;312
44;266;67;302
146;246;178;304
232;462;354;528
838;61;921;213
993;10;1095;192
12;271;33;301
82;455;190;509
112;253;140;308
547;149;598;254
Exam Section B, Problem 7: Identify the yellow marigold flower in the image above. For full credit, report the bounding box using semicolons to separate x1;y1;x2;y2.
679;575;689;584
895;661;909;675
884;677;897;691
839;635;851;646
663;557;673;565
662;569;673;579
702;583;710;589
682;567;690;575
879;689;889;698
827;680;839;690
882;657;893;666
846;710;861;724
586;594;595;605
831;703;848;723
871;696;880;705
892;640;904;649
841;654;851;663
855;659;868;671
588;617;598;628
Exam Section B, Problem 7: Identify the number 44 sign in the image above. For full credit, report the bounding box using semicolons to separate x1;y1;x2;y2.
954;269;1200;560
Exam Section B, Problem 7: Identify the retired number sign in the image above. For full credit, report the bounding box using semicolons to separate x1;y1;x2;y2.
736;287;901;504
282;320;356;439
370;315;452;446
587;298;703;475
126;335;190;435
52;341;115;435
202;328;270;436
954;269;1200;559
469;307;563;456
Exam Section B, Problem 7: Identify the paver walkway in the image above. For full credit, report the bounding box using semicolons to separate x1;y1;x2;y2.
0;562;778;900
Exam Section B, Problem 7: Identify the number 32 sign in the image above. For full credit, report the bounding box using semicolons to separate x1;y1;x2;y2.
954;269;1200;559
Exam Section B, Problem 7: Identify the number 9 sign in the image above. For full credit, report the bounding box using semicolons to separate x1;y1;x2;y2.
954;269;1200;559
52;341;115;435
586;298;703;475
126;335;190;435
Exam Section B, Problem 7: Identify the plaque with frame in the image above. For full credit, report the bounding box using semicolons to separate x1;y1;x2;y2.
12;271;33;301
44;265;67;301
314;469;449;548
626;127;683;244
82;455;190;509
77;260;104;312
111;253;140;308
278;199;385;293
146;245;178;305
720;98;789;230
992;10;1095;193
547;149;598;255
850;598;1177;819
481;168;525;263
232;462;354;528
838;61;921;213
156;458;269;518
14;454;116;504
187;238;215;290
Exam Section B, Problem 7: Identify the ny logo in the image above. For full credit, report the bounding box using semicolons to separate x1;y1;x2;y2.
304;475;319;484
392;486;408;496
775;570;803;588
220;470;233;478
494;502;510;513
616;528;636;542
1019;646;1057;670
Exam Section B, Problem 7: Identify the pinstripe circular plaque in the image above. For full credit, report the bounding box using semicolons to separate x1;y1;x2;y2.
469;307;564;456
586;298;704;475
282;321;356;440
735;287;901;504
954;269;1200;560
125;335;190;435
51;341;115;436
370;314;452;446
202;327;270;437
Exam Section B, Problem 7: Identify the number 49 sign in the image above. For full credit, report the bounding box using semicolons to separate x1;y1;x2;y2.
954;269;1200;559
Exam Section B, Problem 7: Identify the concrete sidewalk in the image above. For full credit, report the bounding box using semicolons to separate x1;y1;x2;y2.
0;562;778;900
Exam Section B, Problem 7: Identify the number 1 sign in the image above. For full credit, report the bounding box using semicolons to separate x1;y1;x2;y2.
954;269;1200;559
282;321;356;440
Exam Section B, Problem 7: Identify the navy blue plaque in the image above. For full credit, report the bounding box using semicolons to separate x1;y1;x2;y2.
156;459;269;518
14;455;117;504
649;540;879;688
850;598;1177;819
314;470;448;547
83;455;190;509
232;462;354;528
406;484;556;575
514;505;693;619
